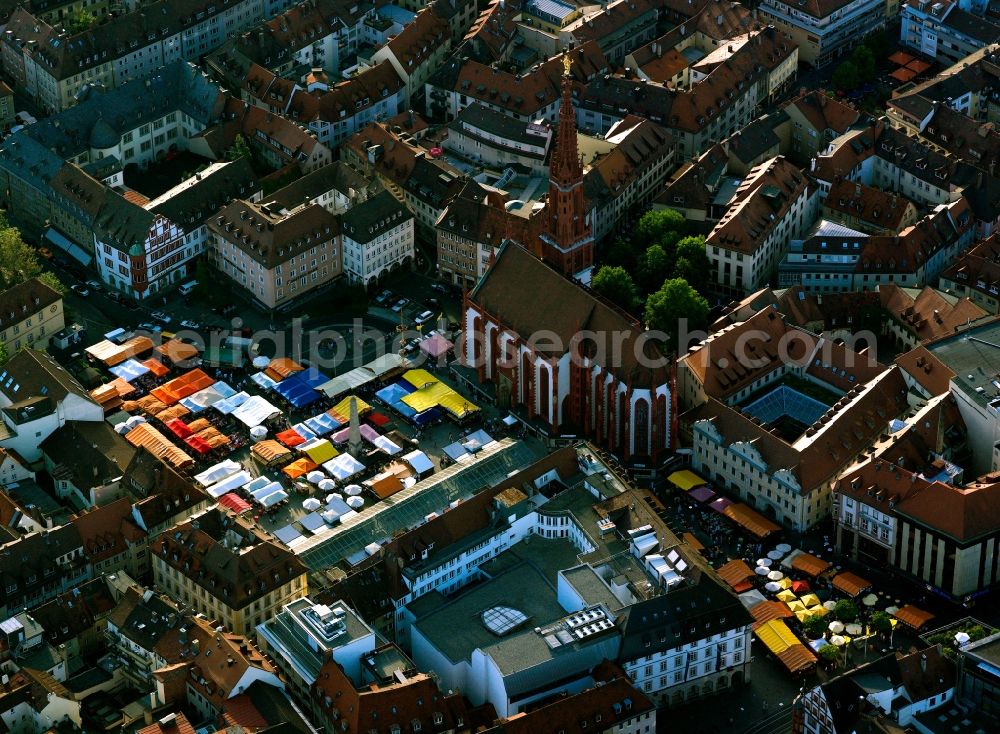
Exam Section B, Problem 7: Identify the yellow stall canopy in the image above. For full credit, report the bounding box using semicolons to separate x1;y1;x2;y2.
754;619;801;655
301;438;338;464
668;470;707;491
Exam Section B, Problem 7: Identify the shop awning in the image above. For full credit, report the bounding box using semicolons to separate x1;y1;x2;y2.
832;572;872;598
668;470;707;490
155;339;200;364
142;358;170;377
231;396;282;427
330;395;372;421
44;227;91;265
86;336;154;367
264;357;304;382
300;438;338;464
276;428;306;448
124;422;193;469
717;559;755;589
750;600;793;629
791;553;832;578
777;644;817;673
689;485;716;503
722;503;781;538
252;439;292;464
283;457;317;479
218;492;251;514
754;619;801;655
151;369;215;405
893;605;935;630
682;532;704;551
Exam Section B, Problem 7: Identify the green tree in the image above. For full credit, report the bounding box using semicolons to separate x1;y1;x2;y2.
635;208;685;249
591;266;636;310
64;8;97;34
834;599;859;623
865;30;889;60
851;46;875;83
638;244;670;292
226;133;252;162
0;214;44;289
645;277;709;351
603;237;636;270
38;271;65;295
833;61;859;92
818;644;841;665
674;235;710;292
870;611;892;633
803;614;829;639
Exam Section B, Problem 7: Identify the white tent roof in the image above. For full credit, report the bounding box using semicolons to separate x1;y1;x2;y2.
194;460;242;487
260;490;288;508
318;353;410;398
205;470;253;498
231;395;282;427
372;435;401;455
323;453;365;480
403;449;433;475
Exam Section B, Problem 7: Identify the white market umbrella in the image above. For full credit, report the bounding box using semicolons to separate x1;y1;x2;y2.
755;566;770;576
823;600;838;611
845;623;863;636
768;550;784;560
767;570;785;581
318;478;336;491
955;631;971;645
764;581;782;593
307;471;326;484
250;426;267;440
756;558;772;567
830;635;846;647
776;543;792;553
862;593;879;607
343;484;363;496
325;492;342;504
303;498;321;511
252;356;270;369
828;620;845;634
885;605;899;615
346;495;364;509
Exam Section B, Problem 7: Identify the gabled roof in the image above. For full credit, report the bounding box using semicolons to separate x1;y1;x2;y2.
469;242;663;382
0;348;93;405
707;156;809;255
0;277;61;331
149;507;307;610
40;422;136;493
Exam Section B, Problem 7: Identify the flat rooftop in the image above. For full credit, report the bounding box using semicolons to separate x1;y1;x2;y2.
926;323;1000;409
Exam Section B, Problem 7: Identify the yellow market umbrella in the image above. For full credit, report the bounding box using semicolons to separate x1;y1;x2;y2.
795;609;813;623
776;590;797;603
808;605;829;617
788;600;807;612
800;593;821;607
778;577;792;589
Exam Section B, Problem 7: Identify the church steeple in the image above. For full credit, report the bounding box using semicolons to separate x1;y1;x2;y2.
538;51;593;278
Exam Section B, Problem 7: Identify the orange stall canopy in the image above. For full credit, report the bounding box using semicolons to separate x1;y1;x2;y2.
151;369;215;405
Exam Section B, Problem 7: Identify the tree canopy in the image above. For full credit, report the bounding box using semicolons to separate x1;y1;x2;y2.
591;266;636;310
834;599;859;623
0;213;62;294
645;277;709;351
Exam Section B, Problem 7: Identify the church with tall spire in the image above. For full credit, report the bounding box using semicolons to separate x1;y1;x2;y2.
533;53;594;279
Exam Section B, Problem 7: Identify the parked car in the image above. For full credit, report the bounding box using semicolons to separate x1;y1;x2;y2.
38;247;54;260
137;322;160;332
375;290;393;305
431;283;447;294
415;309;435;325
391;297;409;312
86;279;101;290
70;284;89;296
180;319;201;330
152;311;172;324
